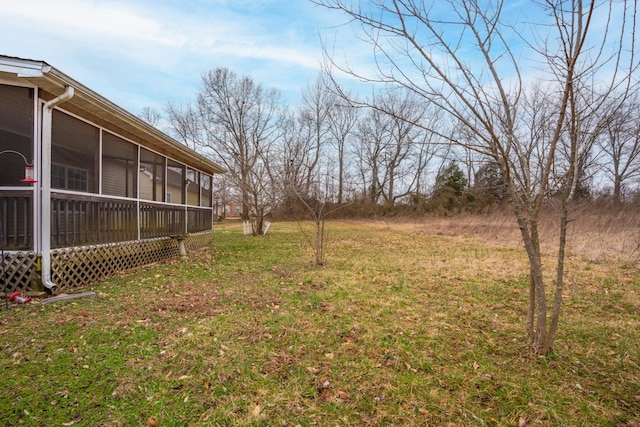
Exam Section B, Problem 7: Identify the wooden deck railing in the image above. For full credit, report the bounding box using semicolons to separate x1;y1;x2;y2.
52;193;138;248
2;192;213;250
0;190;33;250
139;201;186;238
187;207;213;233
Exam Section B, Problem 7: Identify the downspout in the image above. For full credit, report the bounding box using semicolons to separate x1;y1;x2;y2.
41;86;74;291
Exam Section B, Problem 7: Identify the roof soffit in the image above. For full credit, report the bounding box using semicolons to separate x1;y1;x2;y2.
0;55;225;175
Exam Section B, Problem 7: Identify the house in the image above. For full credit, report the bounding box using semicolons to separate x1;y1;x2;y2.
0;55;225;294
215;200;243;219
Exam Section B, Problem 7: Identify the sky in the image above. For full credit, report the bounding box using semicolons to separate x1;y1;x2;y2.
0;0;356;115
0;0;625;121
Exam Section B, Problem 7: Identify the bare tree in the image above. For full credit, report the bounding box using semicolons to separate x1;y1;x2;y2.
353;89;440;207
212;173;236;219
354;105;389;204
314;0;639;354
138;106;162;127
167;68;284;235
599;95;640;203
377;89;430;206
166;102;201;151
277;111;307;194
291;191;336;266
326;94;359;204
298;77;334;194
276;109;350;265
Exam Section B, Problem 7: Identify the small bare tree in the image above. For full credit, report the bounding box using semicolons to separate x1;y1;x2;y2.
294;192;330;266
288;179;350;266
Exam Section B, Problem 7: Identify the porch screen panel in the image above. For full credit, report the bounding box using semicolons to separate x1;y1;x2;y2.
166;159;184;204
51;110;99;193
0;84;34;187
139;148;165;202
102;132;138;198
200;174;212;207
186;168;199;206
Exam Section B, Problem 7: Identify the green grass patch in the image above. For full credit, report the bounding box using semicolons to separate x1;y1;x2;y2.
1;220;639;426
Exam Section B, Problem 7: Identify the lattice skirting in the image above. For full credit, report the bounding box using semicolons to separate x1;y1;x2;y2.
1;231;214;294
186;230;216;251
1;252;39;294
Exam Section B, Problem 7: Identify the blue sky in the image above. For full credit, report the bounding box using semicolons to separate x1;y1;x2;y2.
0;0;358;114
0;0;622;120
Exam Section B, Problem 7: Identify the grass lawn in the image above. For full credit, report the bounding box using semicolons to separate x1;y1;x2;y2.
1;218;639;426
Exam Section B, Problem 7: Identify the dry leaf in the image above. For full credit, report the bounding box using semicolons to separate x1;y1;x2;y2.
252;404;262;418
146;416;158;427
337;390;350;400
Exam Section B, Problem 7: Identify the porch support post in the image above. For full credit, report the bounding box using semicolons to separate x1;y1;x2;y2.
170;234;188;261
177;236;188;261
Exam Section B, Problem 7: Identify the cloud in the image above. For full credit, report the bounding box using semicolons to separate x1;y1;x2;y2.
0;0;375;111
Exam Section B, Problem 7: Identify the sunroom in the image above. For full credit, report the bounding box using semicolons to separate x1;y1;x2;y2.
0;55;225;295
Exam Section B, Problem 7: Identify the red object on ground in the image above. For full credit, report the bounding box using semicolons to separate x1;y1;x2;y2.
9;292;31;304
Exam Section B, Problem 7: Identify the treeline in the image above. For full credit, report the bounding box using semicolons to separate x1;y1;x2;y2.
141;74;640;224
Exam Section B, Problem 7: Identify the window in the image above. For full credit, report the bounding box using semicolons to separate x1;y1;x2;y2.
51;164;66;189
51;110;99;193
200;174;212;207
52;163;88;191
102;132;138;198
0;84;34;187
68;168;88;191
167;159;184;204
139;148;165;202
186;168;199;206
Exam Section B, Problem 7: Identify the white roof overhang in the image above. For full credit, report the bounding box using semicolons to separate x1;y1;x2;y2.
0;55;225;175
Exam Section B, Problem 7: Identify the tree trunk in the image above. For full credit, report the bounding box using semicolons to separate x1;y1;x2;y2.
315;217;325;266
241;171;250;221
527;266;536;345
337;151;344;204
515;211;551;354
613;176;622;204
547;197;569;352
254;208;265;236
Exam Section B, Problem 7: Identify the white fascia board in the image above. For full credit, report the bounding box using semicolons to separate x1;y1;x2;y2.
0;56;50;77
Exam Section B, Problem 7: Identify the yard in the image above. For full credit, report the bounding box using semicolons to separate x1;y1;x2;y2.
1;214;639;426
